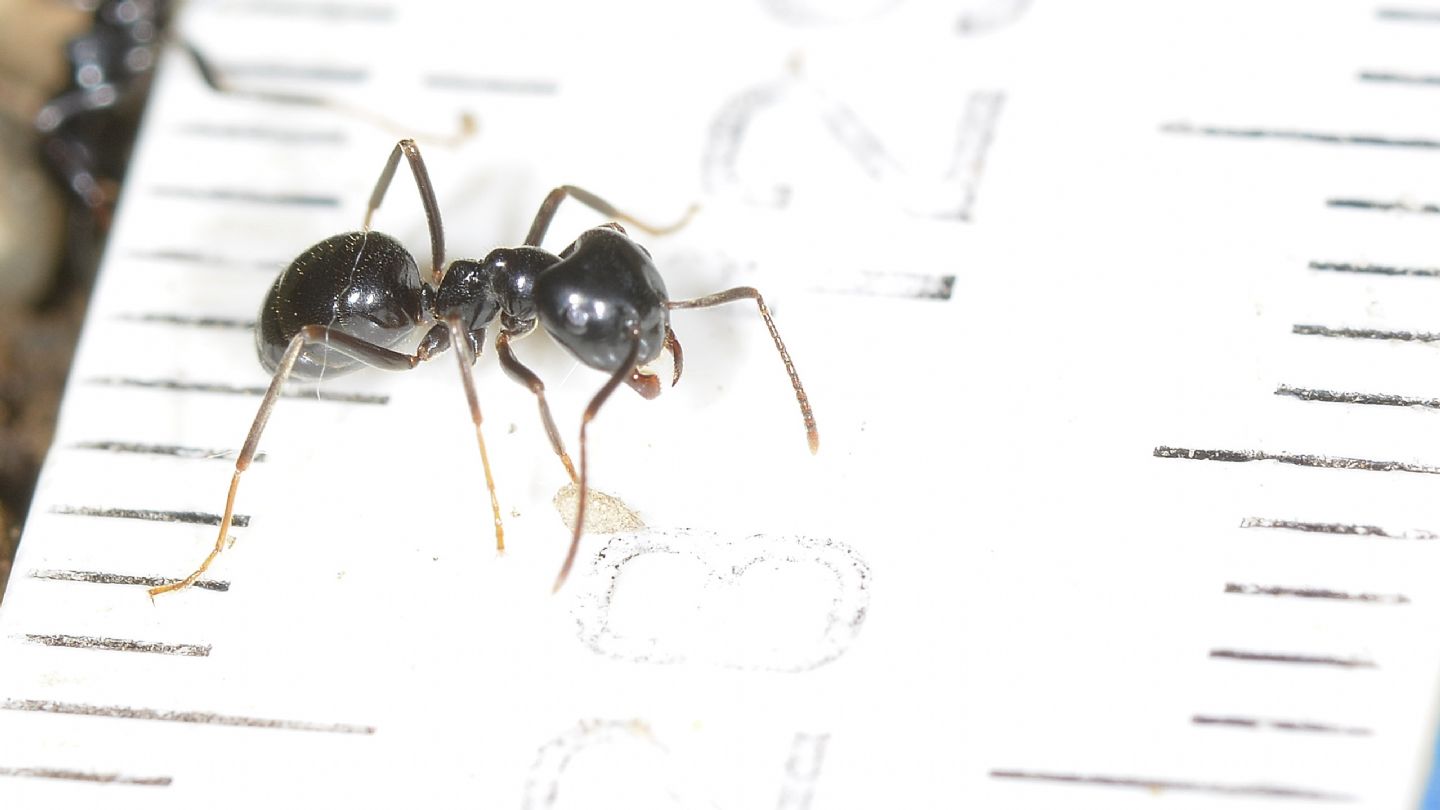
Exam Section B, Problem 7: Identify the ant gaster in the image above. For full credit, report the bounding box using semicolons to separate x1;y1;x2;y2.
150;139;818;598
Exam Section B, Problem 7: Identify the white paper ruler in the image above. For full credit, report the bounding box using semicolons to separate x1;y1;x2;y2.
4;0;1440;807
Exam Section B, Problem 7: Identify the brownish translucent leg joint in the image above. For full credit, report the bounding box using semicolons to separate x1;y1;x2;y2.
625;369;662;400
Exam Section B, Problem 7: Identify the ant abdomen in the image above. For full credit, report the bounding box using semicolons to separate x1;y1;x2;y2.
257;231;426;377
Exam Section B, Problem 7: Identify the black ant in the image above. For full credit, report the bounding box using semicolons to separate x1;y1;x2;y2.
150;140;818;597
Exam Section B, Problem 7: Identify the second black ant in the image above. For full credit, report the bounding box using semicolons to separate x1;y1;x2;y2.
151;139;818;597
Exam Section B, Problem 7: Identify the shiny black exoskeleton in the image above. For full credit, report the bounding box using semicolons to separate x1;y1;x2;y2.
259;227;666;382
151;140;817;600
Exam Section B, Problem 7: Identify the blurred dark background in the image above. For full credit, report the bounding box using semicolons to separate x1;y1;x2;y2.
0;0;165;600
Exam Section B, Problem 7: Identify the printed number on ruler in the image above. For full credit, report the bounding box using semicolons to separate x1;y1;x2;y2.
571;531;871;672
703;63;1005;222
523;720;829;810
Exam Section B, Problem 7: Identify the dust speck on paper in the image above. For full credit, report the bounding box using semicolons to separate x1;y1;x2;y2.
553;483;646;533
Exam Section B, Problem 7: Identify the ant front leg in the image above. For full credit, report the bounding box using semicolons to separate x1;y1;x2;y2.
524;185;699;247
668;287;819;454
552;328;644;593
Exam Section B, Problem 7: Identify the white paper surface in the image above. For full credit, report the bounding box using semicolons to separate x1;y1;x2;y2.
4;1;1440;807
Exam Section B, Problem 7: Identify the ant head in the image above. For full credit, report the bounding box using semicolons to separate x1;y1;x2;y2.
534;227;669;372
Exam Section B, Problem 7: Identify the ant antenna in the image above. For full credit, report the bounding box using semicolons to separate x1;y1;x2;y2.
668;288;818;453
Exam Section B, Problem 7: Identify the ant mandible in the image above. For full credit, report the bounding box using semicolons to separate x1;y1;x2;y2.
149;140;818;598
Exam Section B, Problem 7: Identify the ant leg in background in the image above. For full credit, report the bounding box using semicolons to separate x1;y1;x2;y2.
552;328;643;592
668;287;819;454
364;139;446;283
497;330;578;483
179;42;477;147
524;185;699;247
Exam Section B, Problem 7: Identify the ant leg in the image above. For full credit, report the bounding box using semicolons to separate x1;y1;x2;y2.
180;44;478;150
496;330;577;483
148;330;310;598
364;140;446;285
149;325;471;598
667;288;819;454
445;318;506;551
524;186;699;247
553;328;644;593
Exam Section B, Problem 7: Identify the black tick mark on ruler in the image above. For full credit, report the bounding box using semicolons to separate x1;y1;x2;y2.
29;569;230;592
1310;260;1440;278
176;122;346;145
1161;121;1440;150
1210;649;1377;668
49;505;252;528
1225;582;1410;604
69;441;266;462
1154;446;1440;475
86;376;389;405
1359;70;1440;87
1;699;376;735
0;766;171;786
118;313;258;330
151;186;340;208
1240;517;1439;540
1275;385;1440;409
988;770;1354;801
1293;324;1440;342
24;634;211;657
1191;715;1372;736
127;248;282;272
1327;198;1440;215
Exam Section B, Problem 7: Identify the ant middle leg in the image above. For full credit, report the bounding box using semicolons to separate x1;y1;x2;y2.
667;287;819;454
524;186;699;247
496;329;578;483
444;318;506;551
